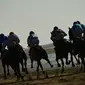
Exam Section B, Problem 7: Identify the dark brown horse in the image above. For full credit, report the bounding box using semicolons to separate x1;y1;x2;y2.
0;44;28;76
54;39;76;73
1;45;24;81
29;46;53;79
50;30;76;72
68;27;85;71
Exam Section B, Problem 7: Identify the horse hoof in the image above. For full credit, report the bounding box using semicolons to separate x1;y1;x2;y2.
51;65;53;68
7;73;10;75
61;68;64;73
26;71;28;74
69;60;71;64
21;76;24;81
61;70;64;73
66;62;70;65
31;66;33;68
72;64;75;67
14;72;17;75
21;78;24;81
4;77;7;80
29;76;32;81
37;77;39;80
44;71;48;78
45;74;48;78
78;61;80;64
58;64;61;67
22;68;25;72
16;78;20;82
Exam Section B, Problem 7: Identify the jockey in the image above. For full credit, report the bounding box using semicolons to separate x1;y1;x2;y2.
3;32;20;50
0;33;8;44
27;31;39;47
27;31;44;56
50;26;67;46
0;33;8;52
72;21;83;43
77;21;85;32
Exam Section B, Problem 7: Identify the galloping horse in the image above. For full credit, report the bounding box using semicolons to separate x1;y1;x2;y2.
0;44;28;76
68;27;85;71
53;39;75;73
1;44;24;80
29;46;53;79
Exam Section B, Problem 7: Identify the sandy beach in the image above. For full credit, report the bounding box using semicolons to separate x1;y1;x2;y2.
0;51;84;85
0;67;85;85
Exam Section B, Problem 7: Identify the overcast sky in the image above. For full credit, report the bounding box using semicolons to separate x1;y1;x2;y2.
0;0;85;48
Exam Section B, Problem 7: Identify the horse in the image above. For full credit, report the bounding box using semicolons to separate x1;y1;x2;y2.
0;44;28;76
1;44;24;81
29;45;53;79
15;44;28;74
50;29;77;73
53;39;76;73
68;27;81;63
20;48;28;74
68;27;85;71
7;48;28;75
0;44;11;75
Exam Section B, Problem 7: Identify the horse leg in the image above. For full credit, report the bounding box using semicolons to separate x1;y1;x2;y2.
10;65;20;80
23;59;32;80
44;58;53;68
39;61;48;78
60;58;64;73
74;55;80;64
31;59;33;68
24;59;28;74
16;63;24;81
83;60;85;72
6;65;10;76
20;59;24;72
3;64;7;79
36;61;40;79
78;57;81;64
11;64;24;81
56;58;61;67
70;53;75;67
80;57;84;72
22;50;28;74
65;55;70;65
81;57;85;72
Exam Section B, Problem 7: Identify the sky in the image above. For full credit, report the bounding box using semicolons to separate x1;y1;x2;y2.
0;0;85;48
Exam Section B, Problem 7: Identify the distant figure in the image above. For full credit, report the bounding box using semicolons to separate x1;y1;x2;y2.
50;26;67;46
27;31;39;47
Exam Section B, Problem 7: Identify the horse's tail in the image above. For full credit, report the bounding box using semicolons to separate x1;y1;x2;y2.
42;49;48;59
